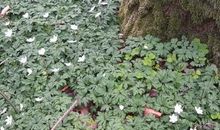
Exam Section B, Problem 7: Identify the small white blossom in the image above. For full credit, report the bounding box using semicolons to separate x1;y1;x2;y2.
144;45;149;49
67;40;77;43
190;127;197;130
95;12;101;18
38;48;45;55
5;21;10;26
100;2;108;5
174;103;183;114
195;107;203;115
51;68;60;73
70;24;78;30
78;55;85;62
102;73;106;77
20;104;24;111
169;114;178;123
64;63;72;66
50;35;58;43
89;6;95;12
118;33;124;39
0;108;7;115
119;105;124;110
27;68;32;76
35;97;43;102
26;37;35;42
5;115;13;126
4;29;12;37
22;13;29;18
98;0;107;5
43;12;49;18
0;127;5;130
19;56;27;64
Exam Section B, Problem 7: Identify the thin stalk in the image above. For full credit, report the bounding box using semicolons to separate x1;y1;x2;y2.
0;90;18;113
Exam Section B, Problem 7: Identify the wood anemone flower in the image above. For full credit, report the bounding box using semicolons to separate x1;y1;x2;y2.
144;108;162;118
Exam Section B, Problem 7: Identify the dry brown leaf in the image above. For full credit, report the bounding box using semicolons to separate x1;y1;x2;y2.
144;108;162;118
0;5;10;16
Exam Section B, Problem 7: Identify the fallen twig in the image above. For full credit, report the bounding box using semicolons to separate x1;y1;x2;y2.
0;90;18;113
51;100;78;130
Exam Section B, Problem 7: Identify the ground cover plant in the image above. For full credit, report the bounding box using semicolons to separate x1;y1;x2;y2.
0;0;219;130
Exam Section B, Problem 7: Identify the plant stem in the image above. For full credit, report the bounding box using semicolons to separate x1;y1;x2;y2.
0;90;18;113
0;59;7;65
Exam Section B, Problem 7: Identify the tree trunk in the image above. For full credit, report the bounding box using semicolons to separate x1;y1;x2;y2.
119;0;220;67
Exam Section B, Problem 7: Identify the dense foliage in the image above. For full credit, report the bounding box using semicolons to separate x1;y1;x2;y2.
0;0;219;130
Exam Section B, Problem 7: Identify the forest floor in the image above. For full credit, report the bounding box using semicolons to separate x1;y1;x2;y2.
0;1;219;130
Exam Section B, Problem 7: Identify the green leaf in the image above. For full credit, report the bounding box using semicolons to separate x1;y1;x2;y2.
135;71;144;79
125;54;132;60
196;69;201;75
148;52;156;59
131;47;140;56
143;57;154;66
167;53;176;63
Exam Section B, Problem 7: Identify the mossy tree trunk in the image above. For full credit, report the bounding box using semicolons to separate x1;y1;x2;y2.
119;0;220;67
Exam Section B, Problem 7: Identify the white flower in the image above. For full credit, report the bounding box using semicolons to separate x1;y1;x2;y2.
38;48;45;55
195;107;203;115
190;127;197;130
22;13;29;18
51;68;60;73
5;21;10;26
27;68;32;76
118;33;124;38
89;6;95;12
19;56;27;64
174;103;183;114
35;97;43;102
5;115;13;126
98;0;107;5
119;105;124;110
70;24;78;30
95;12;101;18
50;35;58;43
26;37;35;42
169;114;178;123
144;45;149;49
0;108;7;115
78;55;85;62
102;73;106;77
0;127;5;130
64;63;72;66
4;29;12;37
43;12;49;18
100;2;108;5
67;40;77;43
20;104;24;111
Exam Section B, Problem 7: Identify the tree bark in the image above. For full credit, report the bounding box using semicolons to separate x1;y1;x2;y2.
119;0;220;67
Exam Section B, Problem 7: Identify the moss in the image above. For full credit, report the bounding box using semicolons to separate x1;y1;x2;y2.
207;35;220;66
166;8;181;38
